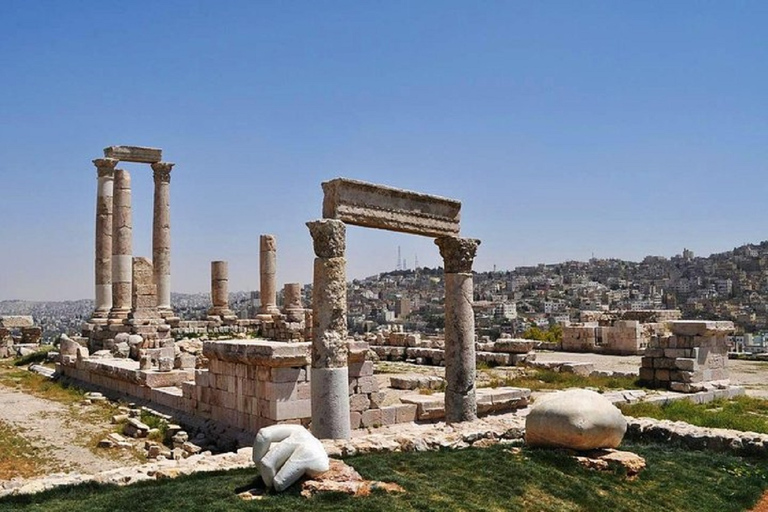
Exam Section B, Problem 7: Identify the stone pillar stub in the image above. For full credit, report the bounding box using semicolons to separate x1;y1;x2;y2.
109;169;133;320
209;261;234;318
307;219;350;440
436;236;481;423
130;257;159;320
259;234;280;316
151;161;174;316
283;282;304;321
92;158;118;320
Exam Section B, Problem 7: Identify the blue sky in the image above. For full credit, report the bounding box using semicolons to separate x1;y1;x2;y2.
1;1;766;300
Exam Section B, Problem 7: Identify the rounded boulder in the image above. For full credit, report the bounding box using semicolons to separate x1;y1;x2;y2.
525;389;627;450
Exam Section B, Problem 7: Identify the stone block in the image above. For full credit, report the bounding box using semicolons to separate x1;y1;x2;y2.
350;393;371;412
638;367;655;382
394;403;418;423
203;340;310;367
361;408;382;428
349;360;374;377
655;369;670;381
379;405;397;425
103;145;162;163
668;320;735;337
265;399;312;421
321;177;461;237
356;376;378;394
400;394;445;420
350;411;362;429
675;358;698;371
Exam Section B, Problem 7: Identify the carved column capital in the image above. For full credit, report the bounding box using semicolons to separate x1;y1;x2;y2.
93;158;118;178
435;237;481;273
151;161;175;183
307;219;346;258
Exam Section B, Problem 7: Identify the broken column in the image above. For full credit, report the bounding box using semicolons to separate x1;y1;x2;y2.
92;158;118;320
307;219;350;440
208;261;234;318
109;169;133;320
259;234;280;316
151;161;174;317
283;283;304;321
435;236;481;423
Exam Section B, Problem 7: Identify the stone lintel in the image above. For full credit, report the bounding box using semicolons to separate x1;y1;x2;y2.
104;146;163;163
203;340;311;367
668;320;735;337
0;316;34;328
322;177;461;238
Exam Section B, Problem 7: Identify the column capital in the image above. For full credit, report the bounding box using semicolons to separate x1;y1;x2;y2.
151;161;175;183
307;219;345;258
435;236;481;273
93;158;118;177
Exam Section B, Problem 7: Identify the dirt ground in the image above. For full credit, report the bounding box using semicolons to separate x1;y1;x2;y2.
0;380;136;478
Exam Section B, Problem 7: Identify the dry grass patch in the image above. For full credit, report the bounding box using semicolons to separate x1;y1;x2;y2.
0;420;45;480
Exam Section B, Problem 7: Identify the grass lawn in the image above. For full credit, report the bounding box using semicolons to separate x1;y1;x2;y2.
620;395;768;434
489;368;642;392
1;442;767;511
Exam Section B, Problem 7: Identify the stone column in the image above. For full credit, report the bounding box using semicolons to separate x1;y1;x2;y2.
109;169;133;320
283;283;304;321
92;158;118;320
307;219;350;440
151;162;174;316
435;236;481;423
259;234;280;316
208;261;233;317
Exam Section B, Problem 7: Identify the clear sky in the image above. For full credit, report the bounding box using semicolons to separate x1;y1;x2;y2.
1;1;766;301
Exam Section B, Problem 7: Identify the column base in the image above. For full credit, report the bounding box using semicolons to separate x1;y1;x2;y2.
311;366;351;440
108;308;131;320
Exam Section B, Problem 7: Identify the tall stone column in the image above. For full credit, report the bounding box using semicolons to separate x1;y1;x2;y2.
435;236;481;423
307;219;350;440
151;162;174;316
109;169;133;320
208;261;233;317
259;234;280;316
92;158;118;320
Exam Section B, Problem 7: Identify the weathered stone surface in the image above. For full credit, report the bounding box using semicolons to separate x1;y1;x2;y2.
667;320;735;337
307;219;345;259
435;237;481;274
493;339;540;354
525;389;627;450
322;178;461;238
253;425;329;492
0;316;34;328
203;340;310;367
259;234;280;315
300;459;405;498
104;145;162;163
151;161;174;312
574;449;646;479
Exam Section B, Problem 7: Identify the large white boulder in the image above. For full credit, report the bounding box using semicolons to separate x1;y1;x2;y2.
525;389;627;450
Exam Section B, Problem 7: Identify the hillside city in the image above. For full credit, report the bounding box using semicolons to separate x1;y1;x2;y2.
5;240;768;347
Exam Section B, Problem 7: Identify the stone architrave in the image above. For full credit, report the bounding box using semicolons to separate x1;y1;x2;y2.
259;234;280;316
109;169;133;319
307;219;350;440
151;162;174;315
92;158;118;319
322;178;461;238
209;261;234;317
103;146;162;164
283;283;304;321
435;236;481;423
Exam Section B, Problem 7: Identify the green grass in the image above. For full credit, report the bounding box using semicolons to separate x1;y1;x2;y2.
13;346;55;367
487;368;642;392
1;442;767;511
0;369;85;405
620;395;768;434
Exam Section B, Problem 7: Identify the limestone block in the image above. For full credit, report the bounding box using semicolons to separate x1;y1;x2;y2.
321;178;461;237
203;340;310;368
0;316;34;328
103;145;162;163
361;408;382;428
525;389;627;450
493;339;541;354
560;362;594;376
667;320;735;337
59;335;79;356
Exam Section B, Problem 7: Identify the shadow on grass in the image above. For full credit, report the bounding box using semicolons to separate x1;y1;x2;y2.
1;442;767;511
